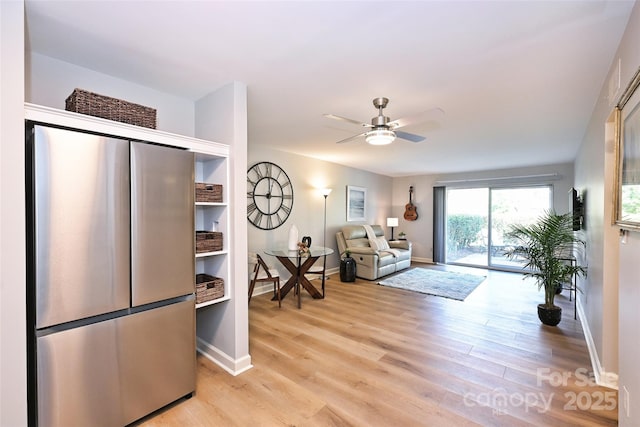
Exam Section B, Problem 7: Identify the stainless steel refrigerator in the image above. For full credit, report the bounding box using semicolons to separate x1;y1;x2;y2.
26;123;196;426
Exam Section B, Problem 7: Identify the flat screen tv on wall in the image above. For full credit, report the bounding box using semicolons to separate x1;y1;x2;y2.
569;187;584;231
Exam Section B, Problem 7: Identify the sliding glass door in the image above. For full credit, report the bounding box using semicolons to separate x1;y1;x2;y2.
445;185;551;269
446;188;488;266
489;187;551;268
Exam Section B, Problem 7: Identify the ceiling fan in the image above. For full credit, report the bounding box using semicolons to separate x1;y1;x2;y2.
324;97;443;145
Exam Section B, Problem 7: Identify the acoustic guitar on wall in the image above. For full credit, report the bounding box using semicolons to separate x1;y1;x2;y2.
404;186;418;221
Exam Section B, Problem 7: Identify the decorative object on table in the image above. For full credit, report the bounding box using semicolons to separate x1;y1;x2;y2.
386;217;398;240
614;65;640;230
378;267;485;301
195;182;223;203
503;211;586;326
340;250;356;282
195;274;224;303
247;161;294;230
346;185;366;222
404;186;418;221
65;88;157;128
398;231;407;240
297;241;310;255
302;236;312;247
195;230;223;253
288;224;299;250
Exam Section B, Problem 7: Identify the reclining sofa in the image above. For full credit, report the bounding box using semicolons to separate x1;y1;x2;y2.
335;224;412;281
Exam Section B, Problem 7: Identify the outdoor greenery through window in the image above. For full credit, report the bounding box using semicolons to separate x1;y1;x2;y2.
621;185;640;222
445;186;551;269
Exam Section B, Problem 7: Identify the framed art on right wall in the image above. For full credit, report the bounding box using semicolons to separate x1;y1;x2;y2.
615;66;640;230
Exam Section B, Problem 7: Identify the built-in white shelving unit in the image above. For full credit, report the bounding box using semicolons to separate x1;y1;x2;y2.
194;153;231;308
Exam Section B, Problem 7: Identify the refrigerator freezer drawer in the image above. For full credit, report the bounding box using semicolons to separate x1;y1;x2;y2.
33;125;131;329
131;142;195;306
37;316;124;427
120;299;196;425
37;300;196;427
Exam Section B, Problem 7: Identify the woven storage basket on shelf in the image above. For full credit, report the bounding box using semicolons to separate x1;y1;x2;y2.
196;231;223;253
195;183;223;203
195;274;224;303
65;88;157;129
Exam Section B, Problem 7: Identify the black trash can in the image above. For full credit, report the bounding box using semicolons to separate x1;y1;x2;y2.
340;255;356;282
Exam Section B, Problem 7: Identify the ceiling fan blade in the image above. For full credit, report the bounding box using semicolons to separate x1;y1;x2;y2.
323;114;372;128
388;107;445;129
395;131;426;143
335;132;367;144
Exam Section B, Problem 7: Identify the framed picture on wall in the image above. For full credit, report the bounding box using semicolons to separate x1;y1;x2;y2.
346;185;367;222
615;66;640;230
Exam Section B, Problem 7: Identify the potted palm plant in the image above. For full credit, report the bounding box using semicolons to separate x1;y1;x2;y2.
503;211;586;326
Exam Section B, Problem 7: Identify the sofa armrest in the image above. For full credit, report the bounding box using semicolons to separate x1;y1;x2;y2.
389;240;411;251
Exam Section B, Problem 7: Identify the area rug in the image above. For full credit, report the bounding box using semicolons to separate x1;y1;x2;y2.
378;267;486;301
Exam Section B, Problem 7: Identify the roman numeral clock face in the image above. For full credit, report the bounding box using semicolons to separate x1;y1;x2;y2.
247;162;294;230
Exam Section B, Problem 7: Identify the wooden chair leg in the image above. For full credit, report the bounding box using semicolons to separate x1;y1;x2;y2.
248;279;256;304
275;278;281;308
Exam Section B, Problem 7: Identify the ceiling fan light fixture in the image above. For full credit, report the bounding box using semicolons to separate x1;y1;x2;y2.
365;129;395;145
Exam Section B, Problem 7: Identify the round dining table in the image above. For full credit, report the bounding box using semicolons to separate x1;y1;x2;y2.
263;246;334;308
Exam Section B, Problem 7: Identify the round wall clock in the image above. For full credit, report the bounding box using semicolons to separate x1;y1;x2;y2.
247;161;294;230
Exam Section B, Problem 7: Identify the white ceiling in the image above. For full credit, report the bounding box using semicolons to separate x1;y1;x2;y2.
24;0;635;177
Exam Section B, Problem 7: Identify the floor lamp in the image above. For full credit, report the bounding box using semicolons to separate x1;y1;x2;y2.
320;188;332;296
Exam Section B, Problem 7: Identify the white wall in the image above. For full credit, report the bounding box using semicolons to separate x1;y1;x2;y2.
194;82;251;374
583;1;640;424
392;163;575;263
617;6;640;421
618;231;640;423
247;145;393;279
575;85;620;388
27;53;195;136
0;0;27;425
575;0;640;407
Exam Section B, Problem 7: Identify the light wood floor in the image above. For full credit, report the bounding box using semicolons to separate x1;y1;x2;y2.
138;264;618;426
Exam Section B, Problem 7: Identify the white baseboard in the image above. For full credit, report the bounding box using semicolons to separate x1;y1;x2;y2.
196;337;253;376
576;299;618;389
325;267;341;276
252;282;275;296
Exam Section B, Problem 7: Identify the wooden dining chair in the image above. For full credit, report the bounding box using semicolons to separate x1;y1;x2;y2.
304;257;327;298
248;252;281;307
